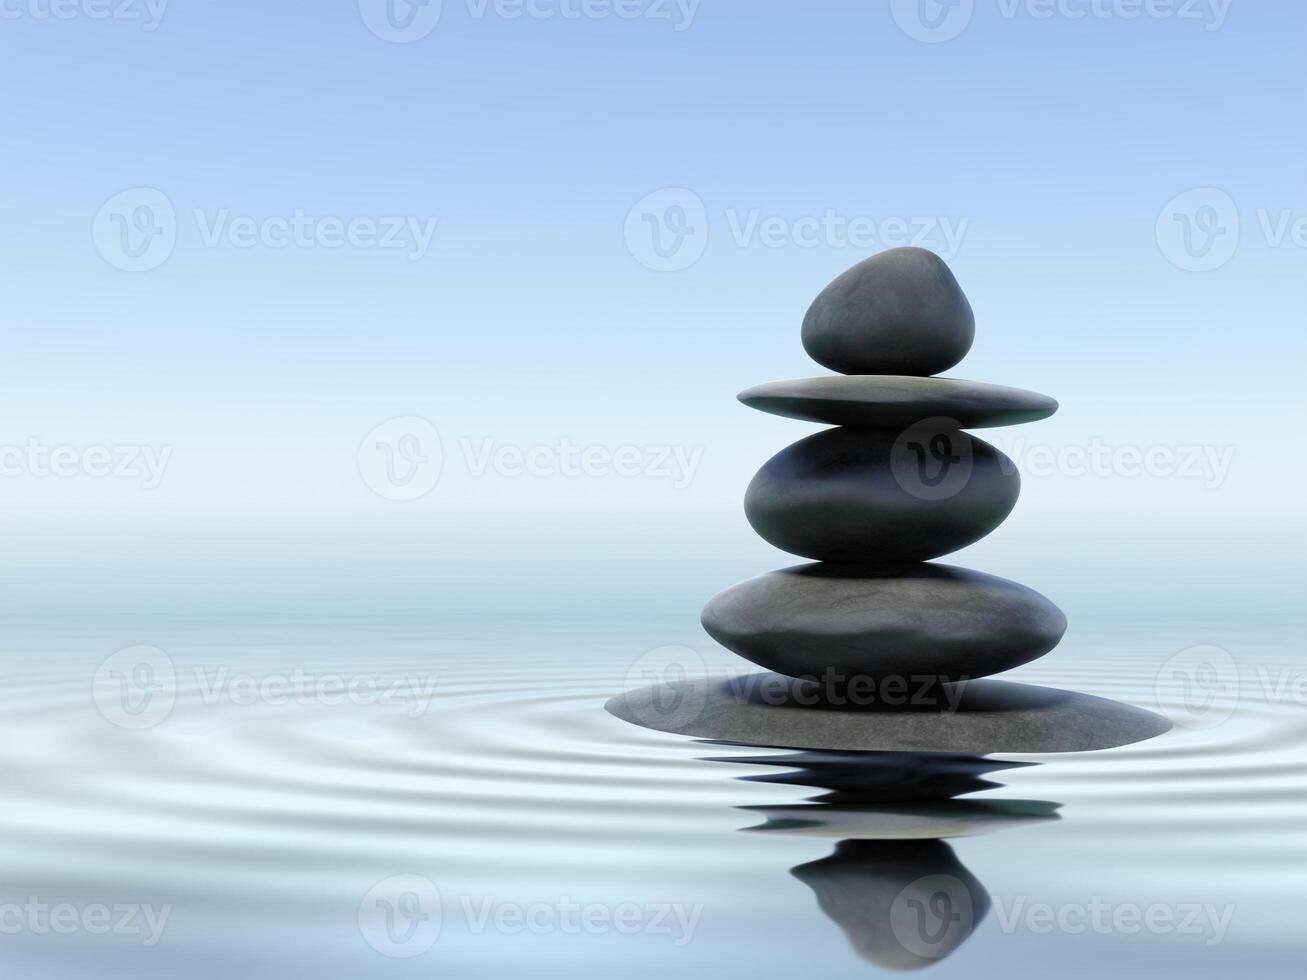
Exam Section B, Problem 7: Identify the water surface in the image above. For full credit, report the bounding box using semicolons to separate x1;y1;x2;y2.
0;505;1301;977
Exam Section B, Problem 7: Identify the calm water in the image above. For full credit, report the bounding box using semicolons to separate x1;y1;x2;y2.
0;506;1302;977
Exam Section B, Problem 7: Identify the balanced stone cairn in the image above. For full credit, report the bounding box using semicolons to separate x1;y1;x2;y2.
704;247;1064;691
610;246;1169;753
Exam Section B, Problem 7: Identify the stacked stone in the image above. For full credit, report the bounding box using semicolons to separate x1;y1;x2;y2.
702;247;1067;688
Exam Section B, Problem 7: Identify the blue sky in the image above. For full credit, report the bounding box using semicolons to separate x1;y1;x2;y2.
1;1;1302;508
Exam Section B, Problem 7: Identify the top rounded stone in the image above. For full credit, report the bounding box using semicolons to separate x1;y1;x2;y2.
802;247;975;376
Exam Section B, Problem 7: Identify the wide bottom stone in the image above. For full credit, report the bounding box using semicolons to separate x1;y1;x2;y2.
605;673;1171;754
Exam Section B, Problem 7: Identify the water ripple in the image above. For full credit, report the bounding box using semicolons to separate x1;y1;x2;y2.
0;631;1303;902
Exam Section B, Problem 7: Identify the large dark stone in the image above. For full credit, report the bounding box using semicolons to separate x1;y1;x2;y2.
738;375;1057;429
605;674;1173;754
744;426;1019;563
802;248;975;376
701;563;1066;682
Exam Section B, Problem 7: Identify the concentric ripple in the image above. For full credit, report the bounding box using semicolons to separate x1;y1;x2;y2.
0;618;1302;975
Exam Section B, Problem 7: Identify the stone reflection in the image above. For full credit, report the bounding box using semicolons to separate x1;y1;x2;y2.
707;749;1061;970
793;839;988;970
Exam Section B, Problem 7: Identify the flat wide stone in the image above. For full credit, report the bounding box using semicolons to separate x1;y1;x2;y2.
738;375;1058;429
606;673;1172;754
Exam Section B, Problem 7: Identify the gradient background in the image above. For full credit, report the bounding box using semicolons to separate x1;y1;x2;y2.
2;0;1303;512
0;6;1304;978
